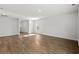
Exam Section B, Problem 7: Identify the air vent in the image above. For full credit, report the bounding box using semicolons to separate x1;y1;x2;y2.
72;4;76;6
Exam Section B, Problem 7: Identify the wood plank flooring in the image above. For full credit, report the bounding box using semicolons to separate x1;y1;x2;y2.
0;33;78;54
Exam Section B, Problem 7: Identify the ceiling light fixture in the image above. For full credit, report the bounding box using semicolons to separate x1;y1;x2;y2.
26;17;40;20
1;13;8;17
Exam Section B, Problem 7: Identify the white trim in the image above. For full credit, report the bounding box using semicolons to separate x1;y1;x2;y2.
78;40;79;46
38;33;78;41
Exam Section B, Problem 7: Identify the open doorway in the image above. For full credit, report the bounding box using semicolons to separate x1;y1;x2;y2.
19;19;38;38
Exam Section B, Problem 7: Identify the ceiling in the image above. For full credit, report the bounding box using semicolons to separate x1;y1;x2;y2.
0;4;78;18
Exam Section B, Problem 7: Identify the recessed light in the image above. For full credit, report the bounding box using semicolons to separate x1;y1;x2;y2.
1;13;8;17
26;17;40;20
38;9;42;13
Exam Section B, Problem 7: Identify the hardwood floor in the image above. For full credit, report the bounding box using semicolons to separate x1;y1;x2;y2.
0;33;78;54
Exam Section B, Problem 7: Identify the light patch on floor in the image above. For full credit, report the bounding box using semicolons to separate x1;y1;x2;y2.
35;35;41;45
23;34;36;37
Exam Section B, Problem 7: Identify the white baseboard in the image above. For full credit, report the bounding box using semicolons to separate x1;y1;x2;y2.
38;33;77;40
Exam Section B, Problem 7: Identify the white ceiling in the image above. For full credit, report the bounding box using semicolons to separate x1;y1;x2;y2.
0;4;78;18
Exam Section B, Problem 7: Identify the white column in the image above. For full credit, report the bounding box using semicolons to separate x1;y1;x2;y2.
18;19;21;35
35;20;38;33
28;20;33;34
28;20;38;34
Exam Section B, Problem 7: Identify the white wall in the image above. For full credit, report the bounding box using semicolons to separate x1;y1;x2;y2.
78;8;79;39
20;20;37;33
20;20;29;33
37;11;78;40
0;16;19;37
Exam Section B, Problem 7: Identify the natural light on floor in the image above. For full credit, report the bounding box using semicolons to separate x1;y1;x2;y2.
23;34;36;37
